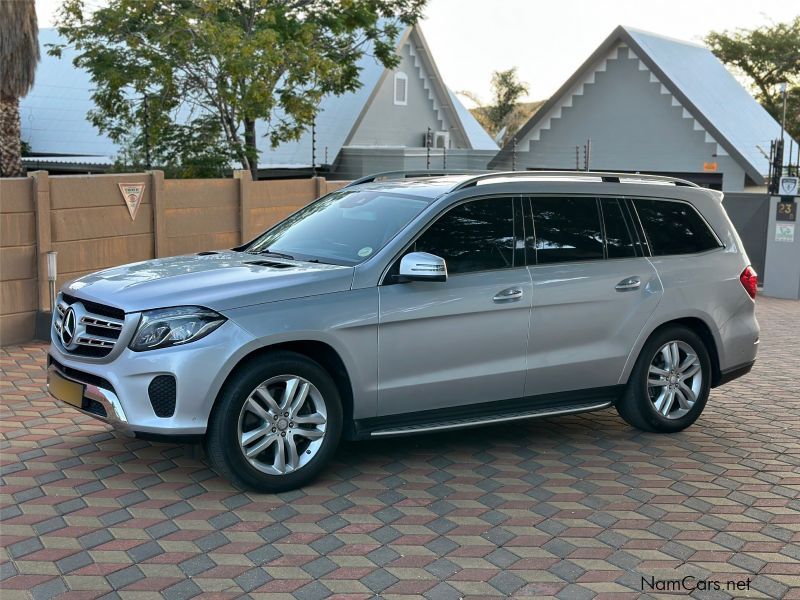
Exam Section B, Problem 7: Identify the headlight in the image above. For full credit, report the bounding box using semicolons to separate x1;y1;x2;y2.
129;306;226;352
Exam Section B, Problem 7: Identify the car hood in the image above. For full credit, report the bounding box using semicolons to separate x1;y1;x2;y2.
62;251;354;313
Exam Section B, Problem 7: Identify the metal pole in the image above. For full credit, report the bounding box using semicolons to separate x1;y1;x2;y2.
586;138;591;172
426;127;431;171
511;137;517;171
442;144;446;170
47;251;57;313
575;145;579;171
143;94;151;170
311;119;316;175
780;82;788;176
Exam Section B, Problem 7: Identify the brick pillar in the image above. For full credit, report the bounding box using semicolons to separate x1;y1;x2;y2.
149;170;167;258
31;171;51;313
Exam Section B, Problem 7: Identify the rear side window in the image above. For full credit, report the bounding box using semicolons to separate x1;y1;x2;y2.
413;197;515;274
531;197;604;264
601;198;637;259
633;199;721;256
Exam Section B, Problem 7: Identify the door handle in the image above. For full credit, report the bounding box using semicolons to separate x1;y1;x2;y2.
493;287;524;302
615;276;641;292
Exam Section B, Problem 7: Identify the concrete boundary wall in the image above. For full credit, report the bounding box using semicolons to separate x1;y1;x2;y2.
0;172;348;345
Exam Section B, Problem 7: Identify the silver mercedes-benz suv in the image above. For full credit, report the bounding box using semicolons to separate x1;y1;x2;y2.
48;171;760;491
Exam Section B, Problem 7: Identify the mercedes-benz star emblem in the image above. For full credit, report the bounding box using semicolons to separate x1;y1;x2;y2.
61;307;76;347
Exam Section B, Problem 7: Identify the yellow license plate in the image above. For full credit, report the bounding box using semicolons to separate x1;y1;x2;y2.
49;371;84;409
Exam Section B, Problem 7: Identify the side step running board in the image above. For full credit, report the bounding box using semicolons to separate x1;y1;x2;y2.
369;401;613;438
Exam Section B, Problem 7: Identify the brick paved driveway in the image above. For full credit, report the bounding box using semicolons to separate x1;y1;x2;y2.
1;297;799;600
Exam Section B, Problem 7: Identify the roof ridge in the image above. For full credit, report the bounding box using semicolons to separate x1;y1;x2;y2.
621;25;708;49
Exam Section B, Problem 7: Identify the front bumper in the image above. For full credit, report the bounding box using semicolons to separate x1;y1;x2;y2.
48;360;132;433
47;319;255;436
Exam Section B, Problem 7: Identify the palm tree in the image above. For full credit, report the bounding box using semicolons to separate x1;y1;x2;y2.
0;0;40;177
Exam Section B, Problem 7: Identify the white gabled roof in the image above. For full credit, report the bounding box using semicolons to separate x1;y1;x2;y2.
491;25;795;183
626;27;793;182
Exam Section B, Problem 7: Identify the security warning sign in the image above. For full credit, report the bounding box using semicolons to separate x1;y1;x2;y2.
118;183;145;220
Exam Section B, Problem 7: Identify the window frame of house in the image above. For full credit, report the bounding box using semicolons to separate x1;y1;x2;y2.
393;72;408;106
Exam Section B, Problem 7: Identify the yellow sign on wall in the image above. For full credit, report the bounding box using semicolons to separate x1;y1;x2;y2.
703;162;718;172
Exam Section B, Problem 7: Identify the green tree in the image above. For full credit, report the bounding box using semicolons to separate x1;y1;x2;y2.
50;0;426;178
462;67;529;142
0;0;40;177
705;17;800;141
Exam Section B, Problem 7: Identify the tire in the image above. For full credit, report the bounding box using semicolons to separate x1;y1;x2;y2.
616;325;711;433
205;351;343;492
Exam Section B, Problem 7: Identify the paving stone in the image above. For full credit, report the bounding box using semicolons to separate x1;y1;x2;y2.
424;558;460;579
162;579;203;600
8;537;43;559
485;547;520;568
0;299;796;600
56;551;94;574
489;571;526;595
31;577;68;600
424;582;463;600
234;567;271;592
127;540;164;562
366;546;400;566
106;565;145;589
293;581;331;600
360;568;399;593
303;556;338;578
179;555;216;577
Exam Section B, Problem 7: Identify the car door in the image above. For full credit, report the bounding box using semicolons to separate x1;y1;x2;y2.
377;196;533;416
524;196;663;398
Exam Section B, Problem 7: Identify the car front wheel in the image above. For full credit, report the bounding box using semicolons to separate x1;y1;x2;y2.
617;325;711;433
205;351;342;492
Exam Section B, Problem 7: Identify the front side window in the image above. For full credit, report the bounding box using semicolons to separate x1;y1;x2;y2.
633;198;721;256
247;190;429;265
531;197;604;264
413;198;515;274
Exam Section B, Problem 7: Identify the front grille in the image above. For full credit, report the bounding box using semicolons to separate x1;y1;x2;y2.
54;295;125;358
148;376;176;418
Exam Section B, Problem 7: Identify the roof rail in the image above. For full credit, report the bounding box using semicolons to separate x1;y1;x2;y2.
450;170;701;190
344;169;489;188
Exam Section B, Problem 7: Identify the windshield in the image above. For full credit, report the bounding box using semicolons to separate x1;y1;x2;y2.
246;189;430;265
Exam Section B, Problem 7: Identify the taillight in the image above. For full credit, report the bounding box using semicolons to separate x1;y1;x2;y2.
740;266;757;300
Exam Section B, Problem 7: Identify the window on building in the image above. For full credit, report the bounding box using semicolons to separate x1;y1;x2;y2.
413;198;516;274
633;198;721;256
531;197;604;264
601;198;637;259
394;72;408;106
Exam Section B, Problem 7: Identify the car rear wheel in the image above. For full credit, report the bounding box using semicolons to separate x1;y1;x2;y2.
617;325;711;433
205;351;342;492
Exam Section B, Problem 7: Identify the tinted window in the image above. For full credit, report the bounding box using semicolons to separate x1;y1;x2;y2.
413;198;515;274
601;198;637;259
532;197;603;264
634;199;721;256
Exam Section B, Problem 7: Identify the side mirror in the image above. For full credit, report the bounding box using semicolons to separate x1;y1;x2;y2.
398;252;448;282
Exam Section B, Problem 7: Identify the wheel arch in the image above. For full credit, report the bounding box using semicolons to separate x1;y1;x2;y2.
213;340;356;439
622;315;723;387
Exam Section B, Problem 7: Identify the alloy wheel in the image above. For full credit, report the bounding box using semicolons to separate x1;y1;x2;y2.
237;375;327;475
647;340;702;420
